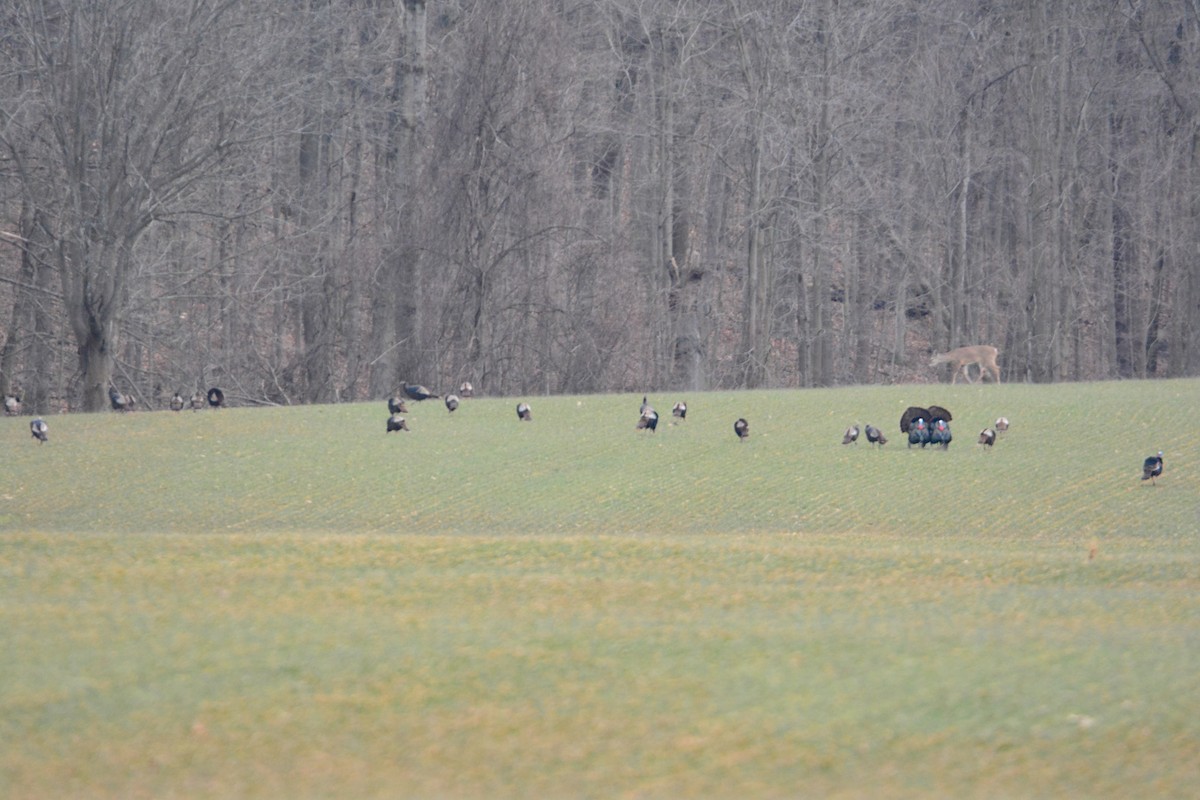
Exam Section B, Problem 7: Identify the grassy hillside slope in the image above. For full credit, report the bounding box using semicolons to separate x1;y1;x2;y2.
2;380;1197;798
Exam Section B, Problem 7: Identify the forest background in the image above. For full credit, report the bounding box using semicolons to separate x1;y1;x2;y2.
2;0;1198;412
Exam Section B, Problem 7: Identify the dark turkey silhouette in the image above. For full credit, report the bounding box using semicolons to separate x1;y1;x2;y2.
900;406;930;434
907;418;929;448
109;386;135;412
516;402;532;421
734;417;749;441
170;392;185;412
207;387;225;408
403;382;439;401
995;416;1010;432
386;414;409;433
929;418;952;449
842;425;860;445
1142;451;1164;484
901;405;953;434
865;424;887;447
387;396;409;415
672;401;687;420
459;381;474;398
30;417;48;443
190;392;205;411
978;428;996;447
445;394;460;413
637;408;659;432
4;394;20;416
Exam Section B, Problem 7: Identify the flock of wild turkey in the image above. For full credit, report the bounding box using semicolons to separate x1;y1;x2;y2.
3;383;1165;485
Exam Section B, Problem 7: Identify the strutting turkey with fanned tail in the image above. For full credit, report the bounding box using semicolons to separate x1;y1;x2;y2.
929;418;952;449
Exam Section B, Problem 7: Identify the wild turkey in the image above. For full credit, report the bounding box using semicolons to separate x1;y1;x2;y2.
734;417;749;441
445;394;460;413
207;387;225;408
4;394;20;416
170;392;185;412
842;425;860;445
387;396;409;415
637;408;659;432
672;401;687;420
459;381;474;398
30;417;48;443
109;386;135;412
1142;451;1164;484
995;416;1010;432
900;406;931;434
516;402;532;421
639;395;651;415
929;418;952;449
403;382;439;401
978;428;996;447
386;414;410;433
907;418;929;448
865;424;887;447
190;392;205;411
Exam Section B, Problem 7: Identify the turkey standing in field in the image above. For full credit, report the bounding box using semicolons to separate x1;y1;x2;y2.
4;394;20;415
672;401;687;420
190;392;205;411
459;381;474;398
907;418;929;448
516;402;532;421
30;417;48;443
207;387;225;408
978;428;996;448
734;418;749;441
637;408;659;432
639;395;651;415
387;396;409;415
386;414;409;433
109;386;135;412
900;406;930;434
1142;451;1164;484
445;394;460;413
865;424;887;447
929;418;952;449
995;416;1010;432
842;425;860;445
170;392;185;412
403;382;439;402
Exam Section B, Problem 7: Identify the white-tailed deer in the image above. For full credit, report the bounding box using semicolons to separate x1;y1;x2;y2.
930;345;1001;384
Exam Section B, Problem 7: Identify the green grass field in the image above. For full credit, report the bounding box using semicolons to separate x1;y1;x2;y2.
2;380;1198;798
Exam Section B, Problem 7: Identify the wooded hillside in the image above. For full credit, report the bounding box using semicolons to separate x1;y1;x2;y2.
2;0;1197;410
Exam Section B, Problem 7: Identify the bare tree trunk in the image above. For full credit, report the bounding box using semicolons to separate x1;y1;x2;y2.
370;0;427;397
